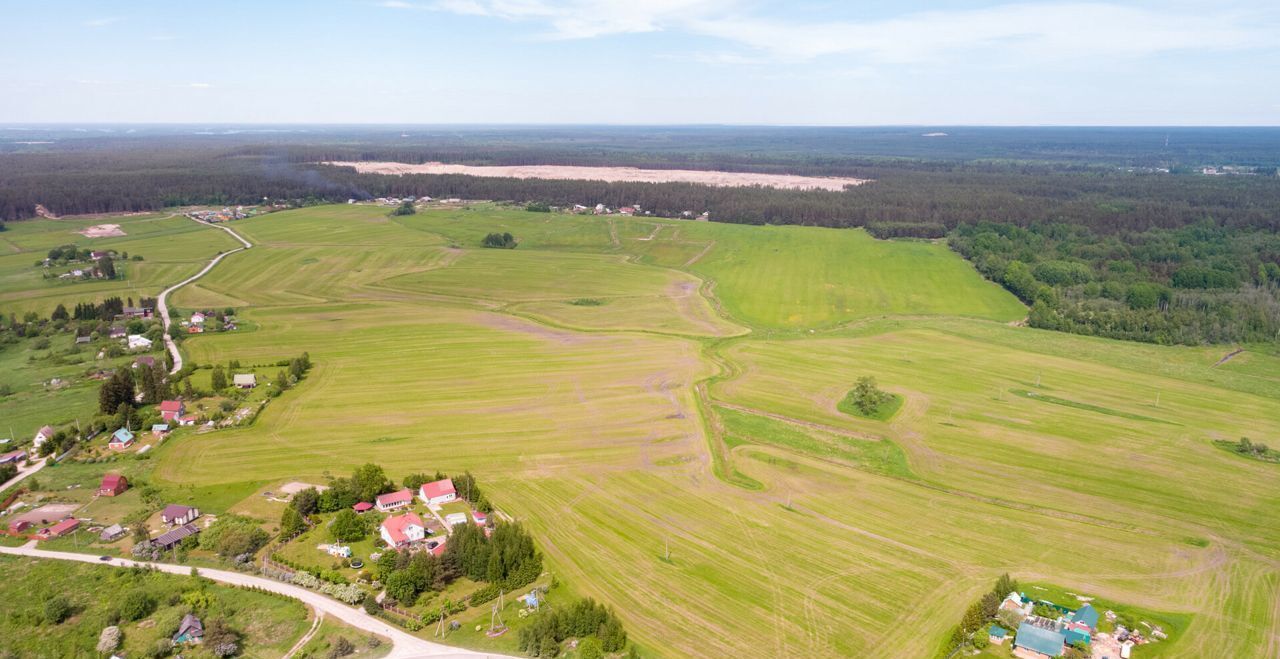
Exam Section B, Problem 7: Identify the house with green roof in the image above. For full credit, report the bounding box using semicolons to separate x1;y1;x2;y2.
988;624;1009;645
1014;620;1065;658
1063;627;1091;647
108;427;135;450
1070;603;1100;630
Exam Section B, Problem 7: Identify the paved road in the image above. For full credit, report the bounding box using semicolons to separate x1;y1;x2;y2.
0;542;513;659
158;216;254;375
0;456;47;493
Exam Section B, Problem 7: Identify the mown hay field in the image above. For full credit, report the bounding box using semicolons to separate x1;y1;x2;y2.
6;204;1279;657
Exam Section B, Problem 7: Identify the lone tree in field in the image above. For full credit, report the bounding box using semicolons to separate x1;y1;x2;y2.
482;232;517;249
391;200;416;216
850;376;892;416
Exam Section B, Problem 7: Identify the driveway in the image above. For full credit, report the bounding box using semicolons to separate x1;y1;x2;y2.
0;456;46;493
0;542;514;659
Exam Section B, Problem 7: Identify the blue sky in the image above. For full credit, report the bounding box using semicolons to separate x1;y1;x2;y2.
1;0;1277;125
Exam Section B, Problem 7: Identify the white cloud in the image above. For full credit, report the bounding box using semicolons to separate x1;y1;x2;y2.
188;82;213;88
428;0;733;39
83;17;121;28
690;3;1274;63
425;1;1276;63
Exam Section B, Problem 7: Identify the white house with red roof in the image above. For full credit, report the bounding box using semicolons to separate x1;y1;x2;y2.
33;425;55;452
418;478;457;506
380;512;426;548
158;400;185;422
375;488;414;512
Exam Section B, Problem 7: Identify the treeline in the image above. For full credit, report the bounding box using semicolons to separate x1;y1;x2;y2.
952;221;1280;345
4;145;1280;238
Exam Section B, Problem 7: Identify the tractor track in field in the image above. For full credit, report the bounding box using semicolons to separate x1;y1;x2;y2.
683;240;716;266
1213;347;1244;366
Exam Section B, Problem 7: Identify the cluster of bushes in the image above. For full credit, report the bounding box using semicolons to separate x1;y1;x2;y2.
517;598;629;658
1216;437;1279;462
270;553;351;586
482;232;518;249
289;572;366;604
200;515;271;560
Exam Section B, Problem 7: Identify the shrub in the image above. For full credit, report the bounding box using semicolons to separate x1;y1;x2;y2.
328;636;355;658
120;589;155;621
43;596;71;624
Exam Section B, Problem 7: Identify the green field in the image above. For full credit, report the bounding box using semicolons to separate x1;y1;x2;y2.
4;204;1280;657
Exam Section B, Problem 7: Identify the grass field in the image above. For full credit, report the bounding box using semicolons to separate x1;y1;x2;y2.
0;554;309;658
4;204;1280;657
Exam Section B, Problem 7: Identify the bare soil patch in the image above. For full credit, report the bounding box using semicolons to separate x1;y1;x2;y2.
12;503;80;526
79;223;126;238
325;161;870;191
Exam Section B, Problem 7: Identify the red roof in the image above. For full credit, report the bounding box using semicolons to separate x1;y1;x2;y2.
352;502;373;512
375;488;414;507
419;478;456;501
44;518;80;537
101;474;126;489
430;541;447;556
159;400;183;413
381;512;424;545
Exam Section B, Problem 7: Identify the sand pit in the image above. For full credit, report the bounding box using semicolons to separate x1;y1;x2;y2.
324;161;869;191
79;223;126;238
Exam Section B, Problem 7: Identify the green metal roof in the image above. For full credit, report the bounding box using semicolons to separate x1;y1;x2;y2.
1071;604;1100;629
1015;621;1065;657
989;625;1008;638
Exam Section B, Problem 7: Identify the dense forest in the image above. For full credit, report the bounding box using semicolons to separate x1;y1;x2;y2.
951;222;1280;344
3;127;1279;345
3;143;1280;237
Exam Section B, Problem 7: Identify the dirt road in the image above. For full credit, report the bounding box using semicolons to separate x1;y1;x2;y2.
158;216;253;375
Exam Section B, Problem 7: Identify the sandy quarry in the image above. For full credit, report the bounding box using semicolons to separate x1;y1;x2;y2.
324;161;869;191
79;223;126;238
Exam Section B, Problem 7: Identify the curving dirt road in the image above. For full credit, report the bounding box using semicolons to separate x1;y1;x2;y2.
0;542;512;659
158;217;253;375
